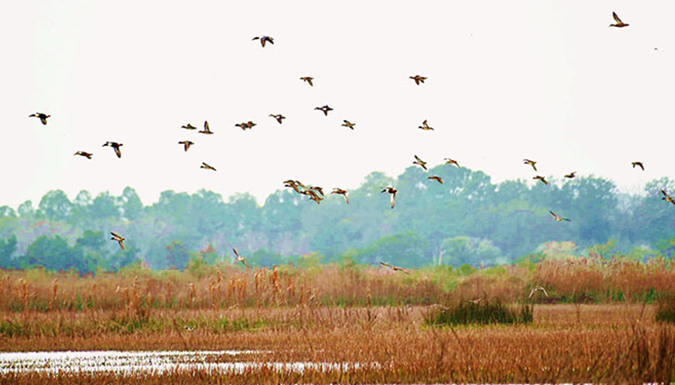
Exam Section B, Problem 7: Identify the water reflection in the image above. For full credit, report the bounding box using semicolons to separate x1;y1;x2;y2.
0;350;362;374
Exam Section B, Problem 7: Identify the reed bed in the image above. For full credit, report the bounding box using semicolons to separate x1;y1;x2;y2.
2;257;675;383
1;305;674;383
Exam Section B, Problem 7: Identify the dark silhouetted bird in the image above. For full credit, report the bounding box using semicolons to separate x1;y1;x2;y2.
315;105;333;116
632;161;644;171
409;75;427;85
29;112;50;125
269;114;286;124
73;151;93;159
381;187;398;209
102;142;123;158
300;76;314;86
252;36;274;47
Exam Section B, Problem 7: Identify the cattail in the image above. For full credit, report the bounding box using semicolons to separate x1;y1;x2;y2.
188;283;196;307
51;278;59;310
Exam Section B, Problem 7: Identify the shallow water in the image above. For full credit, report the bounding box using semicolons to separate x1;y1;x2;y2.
0;350;361;374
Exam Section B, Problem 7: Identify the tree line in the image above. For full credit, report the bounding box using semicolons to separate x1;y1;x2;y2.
1;164;674;273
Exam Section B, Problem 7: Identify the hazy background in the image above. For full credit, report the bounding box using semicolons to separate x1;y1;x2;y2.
2;1;674;209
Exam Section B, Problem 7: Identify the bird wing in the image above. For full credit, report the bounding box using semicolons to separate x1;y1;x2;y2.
613;12;623;24
114;146;122;158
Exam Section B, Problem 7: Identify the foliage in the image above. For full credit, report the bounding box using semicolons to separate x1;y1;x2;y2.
425;300;533;325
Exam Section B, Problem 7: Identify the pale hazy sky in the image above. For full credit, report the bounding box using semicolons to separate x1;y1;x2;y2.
2;1;674;209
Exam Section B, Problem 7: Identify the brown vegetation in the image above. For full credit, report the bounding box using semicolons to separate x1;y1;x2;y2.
1;256;675;383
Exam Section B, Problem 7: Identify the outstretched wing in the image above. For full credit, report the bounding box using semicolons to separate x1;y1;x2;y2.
613;11;623;24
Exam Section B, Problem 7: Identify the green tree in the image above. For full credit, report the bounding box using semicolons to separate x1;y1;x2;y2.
38;190;73;221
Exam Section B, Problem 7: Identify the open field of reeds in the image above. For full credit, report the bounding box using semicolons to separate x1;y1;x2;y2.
2;257;675;383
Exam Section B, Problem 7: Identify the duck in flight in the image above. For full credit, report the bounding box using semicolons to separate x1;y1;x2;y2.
300;76;314;86
632;161;644;171
564;171;577;179
533;175;548;185
102;142;123;158
662;189;675;205
110;232;125;250
252;36;274;47
200;162;216;171
609;12;629;28
341;120;355;130
315;105;334;116
549;211;570;222
331;188;349;204
381;187;398;209
178;140;194;152
409;75;427;85
418;120;433;131
269;114;286;124
528;285;549;298
74;151;93;159
379;261;409;274
428;176;443;184
524;159;537;171
181;123;197;130
445;158;460;167
413;155;428;170
199;121;213;135
232;248;249;268
29;112;51;125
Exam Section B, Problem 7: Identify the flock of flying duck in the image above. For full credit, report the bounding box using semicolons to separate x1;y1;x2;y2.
27;12;672;272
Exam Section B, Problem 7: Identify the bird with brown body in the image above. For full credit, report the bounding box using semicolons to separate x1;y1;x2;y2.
315;105;334;116
564;171;577;179
252;36;274;47
102;142;123;158
341;120;355;130
632;161;644;171
200;162;216;171
445;158;460;167
413;155;428;170
418;120;433;131
529;285;549;298
662;189;675;205
74;151;93;159
379;261;409;274
428;176;443;184
181;123;197;130
29;112;51;125
331;188;349;204
178;141;194;152
269;114;286;124
409;75;427;85
533;175;548;185
232;248;249;268
609;12;629;28
199;121;213;135
300;76;314;86
381;187;398;209
110;232;125;250
524;159;537;171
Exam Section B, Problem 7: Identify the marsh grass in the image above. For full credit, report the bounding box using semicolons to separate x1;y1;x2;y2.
425;300;533;326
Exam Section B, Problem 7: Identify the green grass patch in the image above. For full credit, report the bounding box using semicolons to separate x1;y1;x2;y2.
425;300;533;326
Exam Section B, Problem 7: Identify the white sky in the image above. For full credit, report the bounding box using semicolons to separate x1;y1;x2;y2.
2;1;674;209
